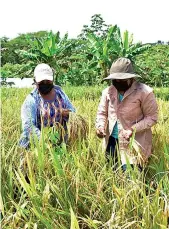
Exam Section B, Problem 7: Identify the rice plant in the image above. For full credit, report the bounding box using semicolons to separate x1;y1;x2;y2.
1;87;169;229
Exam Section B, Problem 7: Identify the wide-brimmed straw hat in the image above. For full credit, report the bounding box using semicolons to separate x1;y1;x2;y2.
103;57;140;80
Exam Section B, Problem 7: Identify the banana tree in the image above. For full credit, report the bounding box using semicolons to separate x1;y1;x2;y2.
86;25;150;78
15;31;75;83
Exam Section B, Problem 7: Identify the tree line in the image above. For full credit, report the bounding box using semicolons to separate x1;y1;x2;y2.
1;14;169;87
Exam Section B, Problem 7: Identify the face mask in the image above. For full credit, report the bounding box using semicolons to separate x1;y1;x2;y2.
112;79;133;92
38;83;54;95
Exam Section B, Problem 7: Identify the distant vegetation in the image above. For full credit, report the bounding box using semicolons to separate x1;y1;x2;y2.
1;14;169;87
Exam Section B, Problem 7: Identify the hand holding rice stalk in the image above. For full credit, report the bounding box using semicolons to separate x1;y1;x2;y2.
67;112;89;146
119;126;145;165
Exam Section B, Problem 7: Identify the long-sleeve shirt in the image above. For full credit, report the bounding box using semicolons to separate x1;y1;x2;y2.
96;81;158;159
19;85;75;148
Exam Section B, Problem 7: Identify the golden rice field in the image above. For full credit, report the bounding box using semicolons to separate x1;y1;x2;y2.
1;86;169;229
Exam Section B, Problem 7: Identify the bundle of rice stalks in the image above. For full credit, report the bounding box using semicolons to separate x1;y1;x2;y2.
68;113;89;146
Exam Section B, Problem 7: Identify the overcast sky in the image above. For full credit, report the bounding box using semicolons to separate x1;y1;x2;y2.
1;0;169;43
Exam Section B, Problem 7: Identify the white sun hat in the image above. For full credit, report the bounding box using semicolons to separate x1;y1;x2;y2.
34;63;53;83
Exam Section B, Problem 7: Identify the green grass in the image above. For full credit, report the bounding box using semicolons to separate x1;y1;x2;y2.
1;87;169;228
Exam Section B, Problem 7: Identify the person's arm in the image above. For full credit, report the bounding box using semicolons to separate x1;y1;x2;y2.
131;92;158;133
59;89;76;114
19;95;41;148
96;89;108;137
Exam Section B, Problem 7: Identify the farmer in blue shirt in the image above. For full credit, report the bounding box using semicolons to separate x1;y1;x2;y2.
19;63;75;149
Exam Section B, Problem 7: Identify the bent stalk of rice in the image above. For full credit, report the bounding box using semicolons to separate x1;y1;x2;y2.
68;113;89;146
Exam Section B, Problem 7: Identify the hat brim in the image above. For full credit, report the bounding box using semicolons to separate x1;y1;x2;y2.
103;73;141;80
35;74;53;83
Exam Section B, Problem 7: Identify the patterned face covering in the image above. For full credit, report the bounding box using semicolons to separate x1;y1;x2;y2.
112;79;133;92
38;82;54;95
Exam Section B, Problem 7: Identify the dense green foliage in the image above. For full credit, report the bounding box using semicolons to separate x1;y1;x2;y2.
1;87;169;228
2;14;168;87
1;63;32;79
136;44;169;87
1;31;49;65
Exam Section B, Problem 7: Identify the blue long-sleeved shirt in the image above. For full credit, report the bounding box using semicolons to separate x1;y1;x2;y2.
19;85;75;148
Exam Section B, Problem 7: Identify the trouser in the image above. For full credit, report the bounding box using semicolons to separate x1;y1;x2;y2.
105;136;118;165
105;136;142;172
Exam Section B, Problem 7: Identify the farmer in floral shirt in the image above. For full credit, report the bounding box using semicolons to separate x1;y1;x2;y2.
19;63;75;149
96;58;158;171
